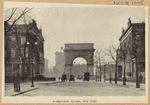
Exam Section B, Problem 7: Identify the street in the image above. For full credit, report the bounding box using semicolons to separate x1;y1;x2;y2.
16;79;145;96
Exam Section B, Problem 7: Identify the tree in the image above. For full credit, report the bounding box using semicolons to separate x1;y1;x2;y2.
126;26;145;88
105;45;118;84
132;30;145;88
4;7;33;91
94;49;105;82
4;8;33;34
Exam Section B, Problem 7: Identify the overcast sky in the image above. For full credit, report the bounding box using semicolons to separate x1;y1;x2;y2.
4;2;146;67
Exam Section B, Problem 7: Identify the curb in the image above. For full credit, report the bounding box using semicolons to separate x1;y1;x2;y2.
10;87;40;96
8;81;62;96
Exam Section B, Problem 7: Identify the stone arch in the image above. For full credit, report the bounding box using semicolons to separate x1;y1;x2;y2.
71;56;88;65
64;43;95;80
72;57;87;64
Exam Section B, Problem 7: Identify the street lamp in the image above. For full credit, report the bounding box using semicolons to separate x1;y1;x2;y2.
26;35;37;87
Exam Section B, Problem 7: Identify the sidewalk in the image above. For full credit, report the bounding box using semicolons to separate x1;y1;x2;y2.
5;80;61;96
92;78;145;91
104;80;145;91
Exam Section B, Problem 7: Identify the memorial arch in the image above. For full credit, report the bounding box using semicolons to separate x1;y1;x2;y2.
64;43;95;80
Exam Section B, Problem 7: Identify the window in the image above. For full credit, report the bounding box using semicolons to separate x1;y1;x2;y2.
40;52;42;60
124;42;126;49
25;65;27;74
20;36;26;45
21;48;24;57
26;47;28;57
11;48;16;58
11;36;16;42
136;35;140;40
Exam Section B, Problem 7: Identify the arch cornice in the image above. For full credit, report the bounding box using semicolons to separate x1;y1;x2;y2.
64;49;95;52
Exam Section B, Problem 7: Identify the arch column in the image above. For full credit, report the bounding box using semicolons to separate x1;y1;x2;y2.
87;64;94;80
65;64;72;80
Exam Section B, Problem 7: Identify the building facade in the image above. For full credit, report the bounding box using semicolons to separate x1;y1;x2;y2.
44;58;49;77
5;19;44;82
53;51;65;77
117;18;145;81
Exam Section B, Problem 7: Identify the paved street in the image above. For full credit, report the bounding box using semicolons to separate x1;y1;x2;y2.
13;79;145;96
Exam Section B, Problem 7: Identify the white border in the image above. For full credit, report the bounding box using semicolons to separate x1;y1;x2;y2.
2;1;148;103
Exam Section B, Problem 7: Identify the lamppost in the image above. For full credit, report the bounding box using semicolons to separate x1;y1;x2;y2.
26;35;37;87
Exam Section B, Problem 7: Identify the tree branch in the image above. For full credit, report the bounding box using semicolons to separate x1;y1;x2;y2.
6;8;18;22
6;7;33;33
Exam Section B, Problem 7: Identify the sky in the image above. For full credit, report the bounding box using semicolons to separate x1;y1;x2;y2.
4;2;146;67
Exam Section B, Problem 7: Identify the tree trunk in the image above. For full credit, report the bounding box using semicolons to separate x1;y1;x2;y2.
135;57;140;88
13;64;20;92
115;60;117;84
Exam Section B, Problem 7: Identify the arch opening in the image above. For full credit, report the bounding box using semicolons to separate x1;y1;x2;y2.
72;57;87;79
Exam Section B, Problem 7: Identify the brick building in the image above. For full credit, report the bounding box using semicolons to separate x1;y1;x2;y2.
5;19;44;82
117;18;145;81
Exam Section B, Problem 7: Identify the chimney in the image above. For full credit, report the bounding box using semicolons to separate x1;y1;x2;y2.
127;17;131;26
122;27;125;34
32;19;37;26
40;26;42;33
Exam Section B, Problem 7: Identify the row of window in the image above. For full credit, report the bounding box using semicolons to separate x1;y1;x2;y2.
10;47;43;60
10;47;28;58
10;36;26;45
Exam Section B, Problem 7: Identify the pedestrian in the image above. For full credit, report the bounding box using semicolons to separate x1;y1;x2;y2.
59;77;60;81
139;75;143;84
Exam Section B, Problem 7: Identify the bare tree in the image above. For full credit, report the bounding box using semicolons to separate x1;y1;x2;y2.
4;8;33;34
105;45;118;84
4;7;33;91
128;29;145;88
94;49;105;82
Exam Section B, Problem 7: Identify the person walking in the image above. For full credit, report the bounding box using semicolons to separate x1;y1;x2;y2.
139;75;143;84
